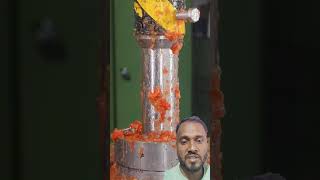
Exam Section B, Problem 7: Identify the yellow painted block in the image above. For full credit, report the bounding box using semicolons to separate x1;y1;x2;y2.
134;2;143;17
136;0;185;34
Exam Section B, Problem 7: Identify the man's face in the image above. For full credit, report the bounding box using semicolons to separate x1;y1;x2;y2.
176;121;208;172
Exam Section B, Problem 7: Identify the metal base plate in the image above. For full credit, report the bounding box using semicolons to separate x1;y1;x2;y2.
115;138;178;172
118;165;165;180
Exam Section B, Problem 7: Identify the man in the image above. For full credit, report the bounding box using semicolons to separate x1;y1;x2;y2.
164;116;210;180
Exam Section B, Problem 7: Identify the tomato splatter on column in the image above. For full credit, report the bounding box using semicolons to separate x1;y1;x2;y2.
111;128;124;142
163;67;169;74
165;31;184;55
148;87;170;123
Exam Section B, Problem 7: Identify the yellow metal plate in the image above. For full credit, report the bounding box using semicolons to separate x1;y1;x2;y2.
134;2;143;17
136;0;185;34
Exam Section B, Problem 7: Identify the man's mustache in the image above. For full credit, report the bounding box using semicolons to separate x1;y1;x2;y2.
185;153;200;159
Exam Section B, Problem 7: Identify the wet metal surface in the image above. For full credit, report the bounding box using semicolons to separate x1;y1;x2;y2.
118;165;165;180
141;47;179;133
115;138;178;171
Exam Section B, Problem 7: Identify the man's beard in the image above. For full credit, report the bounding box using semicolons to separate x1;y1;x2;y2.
178;152;208;173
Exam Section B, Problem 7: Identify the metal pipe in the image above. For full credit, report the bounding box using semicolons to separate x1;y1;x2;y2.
141;45;179;133
134;0;188;134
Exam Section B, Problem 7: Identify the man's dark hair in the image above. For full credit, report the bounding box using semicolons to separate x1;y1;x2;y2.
176;116;208;135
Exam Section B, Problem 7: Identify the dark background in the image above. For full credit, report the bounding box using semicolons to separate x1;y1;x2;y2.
2;0;320;179
261;0;320;179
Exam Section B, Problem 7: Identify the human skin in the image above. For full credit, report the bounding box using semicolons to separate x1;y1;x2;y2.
176;121;208;179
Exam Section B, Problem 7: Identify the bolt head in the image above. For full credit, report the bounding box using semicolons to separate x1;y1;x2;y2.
189;8;200;23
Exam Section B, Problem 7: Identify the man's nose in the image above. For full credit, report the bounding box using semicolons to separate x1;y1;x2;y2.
188;141;198;152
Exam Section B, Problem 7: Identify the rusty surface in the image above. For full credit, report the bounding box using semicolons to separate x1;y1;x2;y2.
209;0;224;178
211;66;224;180
97;40;108;180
